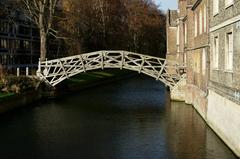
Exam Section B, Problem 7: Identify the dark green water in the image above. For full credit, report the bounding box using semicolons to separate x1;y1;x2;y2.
0;75;237;159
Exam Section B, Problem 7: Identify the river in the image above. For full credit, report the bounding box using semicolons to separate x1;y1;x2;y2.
0;75;237;159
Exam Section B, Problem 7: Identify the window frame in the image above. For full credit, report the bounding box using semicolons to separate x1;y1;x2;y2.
202;48;207;75
203;4;207;32
199;10;203;35
184;21;188;44
213;0;219;16
194;13;198;37
213;35;219;69
225;31;234;71
0;38;7;49
225;0;234;9
177;24;180;53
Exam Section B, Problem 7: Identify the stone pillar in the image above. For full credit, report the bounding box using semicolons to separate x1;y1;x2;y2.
26;67;29;76
17;68;20;77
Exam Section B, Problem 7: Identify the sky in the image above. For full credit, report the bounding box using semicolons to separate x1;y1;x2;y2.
153;0;178;11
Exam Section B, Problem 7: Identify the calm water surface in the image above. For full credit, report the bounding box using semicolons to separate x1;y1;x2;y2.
0;75;237;159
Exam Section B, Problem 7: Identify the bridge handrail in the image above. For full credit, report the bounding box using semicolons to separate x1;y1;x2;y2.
40;51;167;63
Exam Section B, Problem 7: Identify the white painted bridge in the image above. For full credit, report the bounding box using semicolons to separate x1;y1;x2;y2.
36;50;186;89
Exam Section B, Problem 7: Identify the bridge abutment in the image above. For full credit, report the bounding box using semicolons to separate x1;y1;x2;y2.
170;77;186;102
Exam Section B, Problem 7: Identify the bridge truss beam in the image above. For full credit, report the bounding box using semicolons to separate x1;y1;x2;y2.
36;51;185;89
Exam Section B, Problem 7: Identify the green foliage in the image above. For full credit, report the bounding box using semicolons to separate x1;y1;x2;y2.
0;92;14;99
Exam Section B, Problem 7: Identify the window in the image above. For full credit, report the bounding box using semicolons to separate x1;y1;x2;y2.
204;4;207;32
184;53;187;64
184;22;187;44
18;26;30;35
23;41;30;50
225;32;233;70
0;21;8;33
195;13;198;37
15;40;20;49
0;38;7;49
225;0;234;8
202;48;206;75
213;0;219;16
177;25;180;52
199;10;203;34
213;36;219;69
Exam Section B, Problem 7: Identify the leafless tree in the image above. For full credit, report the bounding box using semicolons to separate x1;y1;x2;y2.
22;0;59;61
59;0;166;56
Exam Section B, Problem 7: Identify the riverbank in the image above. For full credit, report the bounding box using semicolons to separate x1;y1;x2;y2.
0;90;42;114
0;92;14;99
0;69;135;114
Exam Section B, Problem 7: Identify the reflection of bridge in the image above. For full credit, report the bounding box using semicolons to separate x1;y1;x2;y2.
36;51;186;89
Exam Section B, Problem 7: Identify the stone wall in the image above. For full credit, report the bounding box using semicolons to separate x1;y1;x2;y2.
210;22;240;91
208;90;240;157
209;0;240;28
169;0;240;157
171;77;186;102
206;0;240;156
166;10;178;56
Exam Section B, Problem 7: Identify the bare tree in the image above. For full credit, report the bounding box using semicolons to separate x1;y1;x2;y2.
22;0;59;61
95;0;107;42
59;0;166;56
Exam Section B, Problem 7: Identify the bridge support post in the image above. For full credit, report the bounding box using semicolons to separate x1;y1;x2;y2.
59;60;68;79
156;61;166;80
120;51;124;70
36;58;41;77
79;55;86;72
138;57;145;73
101;51;104;70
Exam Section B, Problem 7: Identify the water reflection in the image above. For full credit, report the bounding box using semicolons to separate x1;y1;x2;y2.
0;75;237;159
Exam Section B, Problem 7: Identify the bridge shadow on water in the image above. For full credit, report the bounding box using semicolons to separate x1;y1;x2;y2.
63;75;170;112
0;75;237;159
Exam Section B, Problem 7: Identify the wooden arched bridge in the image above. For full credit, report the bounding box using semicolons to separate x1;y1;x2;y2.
36;50;186;89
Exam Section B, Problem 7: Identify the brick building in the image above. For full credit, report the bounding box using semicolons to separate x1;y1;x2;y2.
167;0;240;156
208;0;240;156
186;0;209;119
166;10;178;64
167;0;209;118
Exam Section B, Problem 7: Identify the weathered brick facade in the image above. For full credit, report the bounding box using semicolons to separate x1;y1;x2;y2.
186;0;209;119
167;0;210;118
209;0;240;97
208;0;240;156
166;10;178;64
167;0;240;156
